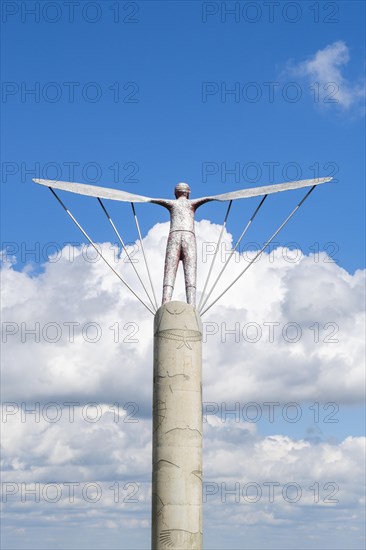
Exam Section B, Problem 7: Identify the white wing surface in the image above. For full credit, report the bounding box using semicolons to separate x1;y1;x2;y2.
198;177;332;202
33;178;155;203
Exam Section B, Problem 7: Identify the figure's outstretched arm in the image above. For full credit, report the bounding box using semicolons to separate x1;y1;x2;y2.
149;198;173;210
33;178;169;204
190;197;215;209
192;177;332;206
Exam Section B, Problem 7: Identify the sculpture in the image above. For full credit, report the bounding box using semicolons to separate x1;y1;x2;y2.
34;177;331;308
33;174;332;550
150;183;211;306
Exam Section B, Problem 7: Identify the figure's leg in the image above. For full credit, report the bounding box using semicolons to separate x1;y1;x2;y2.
181;232;197;307
162;232;181;305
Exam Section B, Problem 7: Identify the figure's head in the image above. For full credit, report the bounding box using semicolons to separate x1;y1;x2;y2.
174;182;190;199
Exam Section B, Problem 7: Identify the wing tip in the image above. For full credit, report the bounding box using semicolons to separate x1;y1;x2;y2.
33;178;61;186
33;178;49;185
315;177;333;184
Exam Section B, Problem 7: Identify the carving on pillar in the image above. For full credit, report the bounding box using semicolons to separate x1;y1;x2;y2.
159;529;203;549
155;326;202;350
153;399;167;433
154;302;202;339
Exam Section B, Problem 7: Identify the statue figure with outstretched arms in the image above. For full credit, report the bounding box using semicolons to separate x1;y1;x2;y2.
150;183;213;306
34;177;331;307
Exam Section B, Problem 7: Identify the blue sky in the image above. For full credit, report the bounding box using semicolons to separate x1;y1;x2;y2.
1;1;365;549
2;0;365;272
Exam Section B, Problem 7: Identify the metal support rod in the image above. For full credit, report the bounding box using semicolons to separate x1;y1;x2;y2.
131;202;159;311
199;195;267;314
201;186;316;316
48;188;155;315
198;200;232;311
97;198;156;312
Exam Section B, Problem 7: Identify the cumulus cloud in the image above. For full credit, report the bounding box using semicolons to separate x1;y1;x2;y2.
1;221;365;549
1;221;365;405
288;41;365;113
203;419;365;548
1;410;365;549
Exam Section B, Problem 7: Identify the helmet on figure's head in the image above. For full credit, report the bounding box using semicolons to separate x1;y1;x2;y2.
175;182;190;198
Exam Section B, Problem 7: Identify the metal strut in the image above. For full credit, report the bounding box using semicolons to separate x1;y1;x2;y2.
131;202;159;310
199;195;267;314
198;200;233;311
201;186;317;316
97;198;156;312
48;188;155;315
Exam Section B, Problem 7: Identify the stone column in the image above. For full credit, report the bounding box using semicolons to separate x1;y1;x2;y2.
152;301;202;550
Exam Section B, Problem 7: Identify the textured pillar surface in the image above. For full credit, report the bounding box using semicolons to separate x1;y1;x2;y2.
152;301;202;550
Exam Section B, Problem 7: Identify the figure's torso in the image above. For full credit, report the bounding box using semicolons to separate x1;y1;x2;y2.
168;199;195;232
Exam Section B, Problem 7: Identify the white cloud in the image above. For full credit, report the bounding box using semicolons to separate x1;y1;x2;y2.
1;410;365;548
289;41;365;112
1;221;365;549
1;221;365;405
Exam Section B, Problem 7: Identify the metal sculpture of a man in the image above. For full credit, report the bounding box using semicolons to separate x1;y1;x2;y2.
150;183;211;306
34;177;331;308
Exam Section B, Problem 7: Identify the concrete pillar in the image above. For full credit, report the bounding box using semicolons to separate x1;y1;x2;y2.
152;301;203;550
